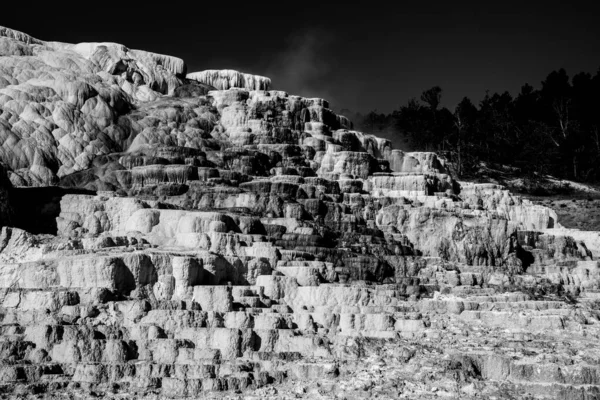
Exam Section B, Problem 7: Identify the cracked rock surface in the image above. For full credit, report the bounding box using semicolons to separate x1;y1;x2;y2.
1;26;600;399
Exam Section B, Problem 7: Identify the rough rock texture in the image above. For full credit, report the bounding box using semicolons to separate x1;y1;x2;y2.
187;70;271;91
1;26;600;399
0;163;12;226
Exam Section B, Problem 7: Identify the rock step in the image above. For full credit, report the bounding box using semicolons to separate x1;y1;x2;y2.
0;309;59;326
511;382;600;399
0;360;288;382
0;365;284;395
1;289;80;312
448;287;498;296
243;307;267;314
460;310;567;330
0;364;65;383
137;310;296;330
0;252;159;291
506;362;600;385
130;165;203;188
234;296;263;308
29;365;583;400
474;301;569;311
463;294;532;302
417;299;569;314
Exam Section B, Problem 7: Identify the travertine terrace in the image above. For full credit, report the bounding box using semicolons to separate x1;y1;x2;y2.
1;26;600;399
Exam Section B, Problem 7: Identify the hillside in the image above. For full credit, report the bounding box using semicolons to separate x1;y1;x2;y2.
1;26;600;399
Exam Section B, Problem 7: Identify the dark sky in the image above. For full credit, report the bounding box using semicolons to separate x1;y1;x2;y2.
3;1;600;114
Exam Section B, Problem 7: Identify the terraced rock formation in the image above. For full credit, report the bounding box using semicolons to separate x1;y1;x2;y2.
2;26;600;399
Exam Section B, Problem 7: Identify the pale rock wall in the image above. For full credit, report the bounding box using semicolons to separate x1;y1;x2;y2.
386;150;447;174
332;129;391;158
0;227;53;264
131;165;197;187
57;194;147;237
0;26;44;45
460;182;558;230
541;228;600;258
366;174;454;197
187;70;271;91
0;25;189;185
376;205;519;266
317;151;377;179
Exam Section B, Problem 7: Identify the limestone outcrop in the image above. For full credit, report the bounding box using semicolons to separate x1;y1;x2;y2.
0;26;187;186
187;70;271;91
1;25;600;399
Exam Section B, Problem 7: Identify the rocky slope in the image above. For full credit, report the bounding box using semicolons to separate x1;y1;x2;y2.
2;26;600;399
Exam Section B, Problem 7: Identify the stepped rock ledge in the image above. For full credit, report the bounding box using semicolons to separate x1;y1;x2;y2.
1;25;600;399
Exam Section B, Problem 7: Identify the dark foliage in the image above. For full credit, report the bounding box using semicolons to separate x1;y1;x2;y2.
349;67;600;181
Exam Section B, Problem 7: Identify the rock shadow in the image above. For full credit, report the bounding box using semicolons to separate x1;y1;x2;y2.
9;187;95;235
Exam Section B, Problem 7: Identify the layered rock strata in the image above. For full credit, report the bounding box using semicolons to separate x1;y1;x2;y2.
1;26;600;399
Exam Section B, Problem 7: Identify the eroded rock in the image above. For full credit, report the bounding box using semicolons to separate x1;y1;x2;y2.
0;25;599;400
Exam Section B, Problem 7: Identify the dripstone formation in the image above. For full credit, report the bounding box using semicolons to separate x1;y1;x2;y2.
1;26;600;399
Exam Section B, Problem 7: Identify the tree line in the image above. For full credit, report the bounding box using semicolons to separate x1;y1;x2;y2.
345;68;600;181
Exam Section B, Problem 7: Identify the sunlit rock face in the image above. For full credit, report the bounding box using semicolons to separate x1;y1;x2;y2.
2;25;600;399
187;69;271;91
0;26;186;186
